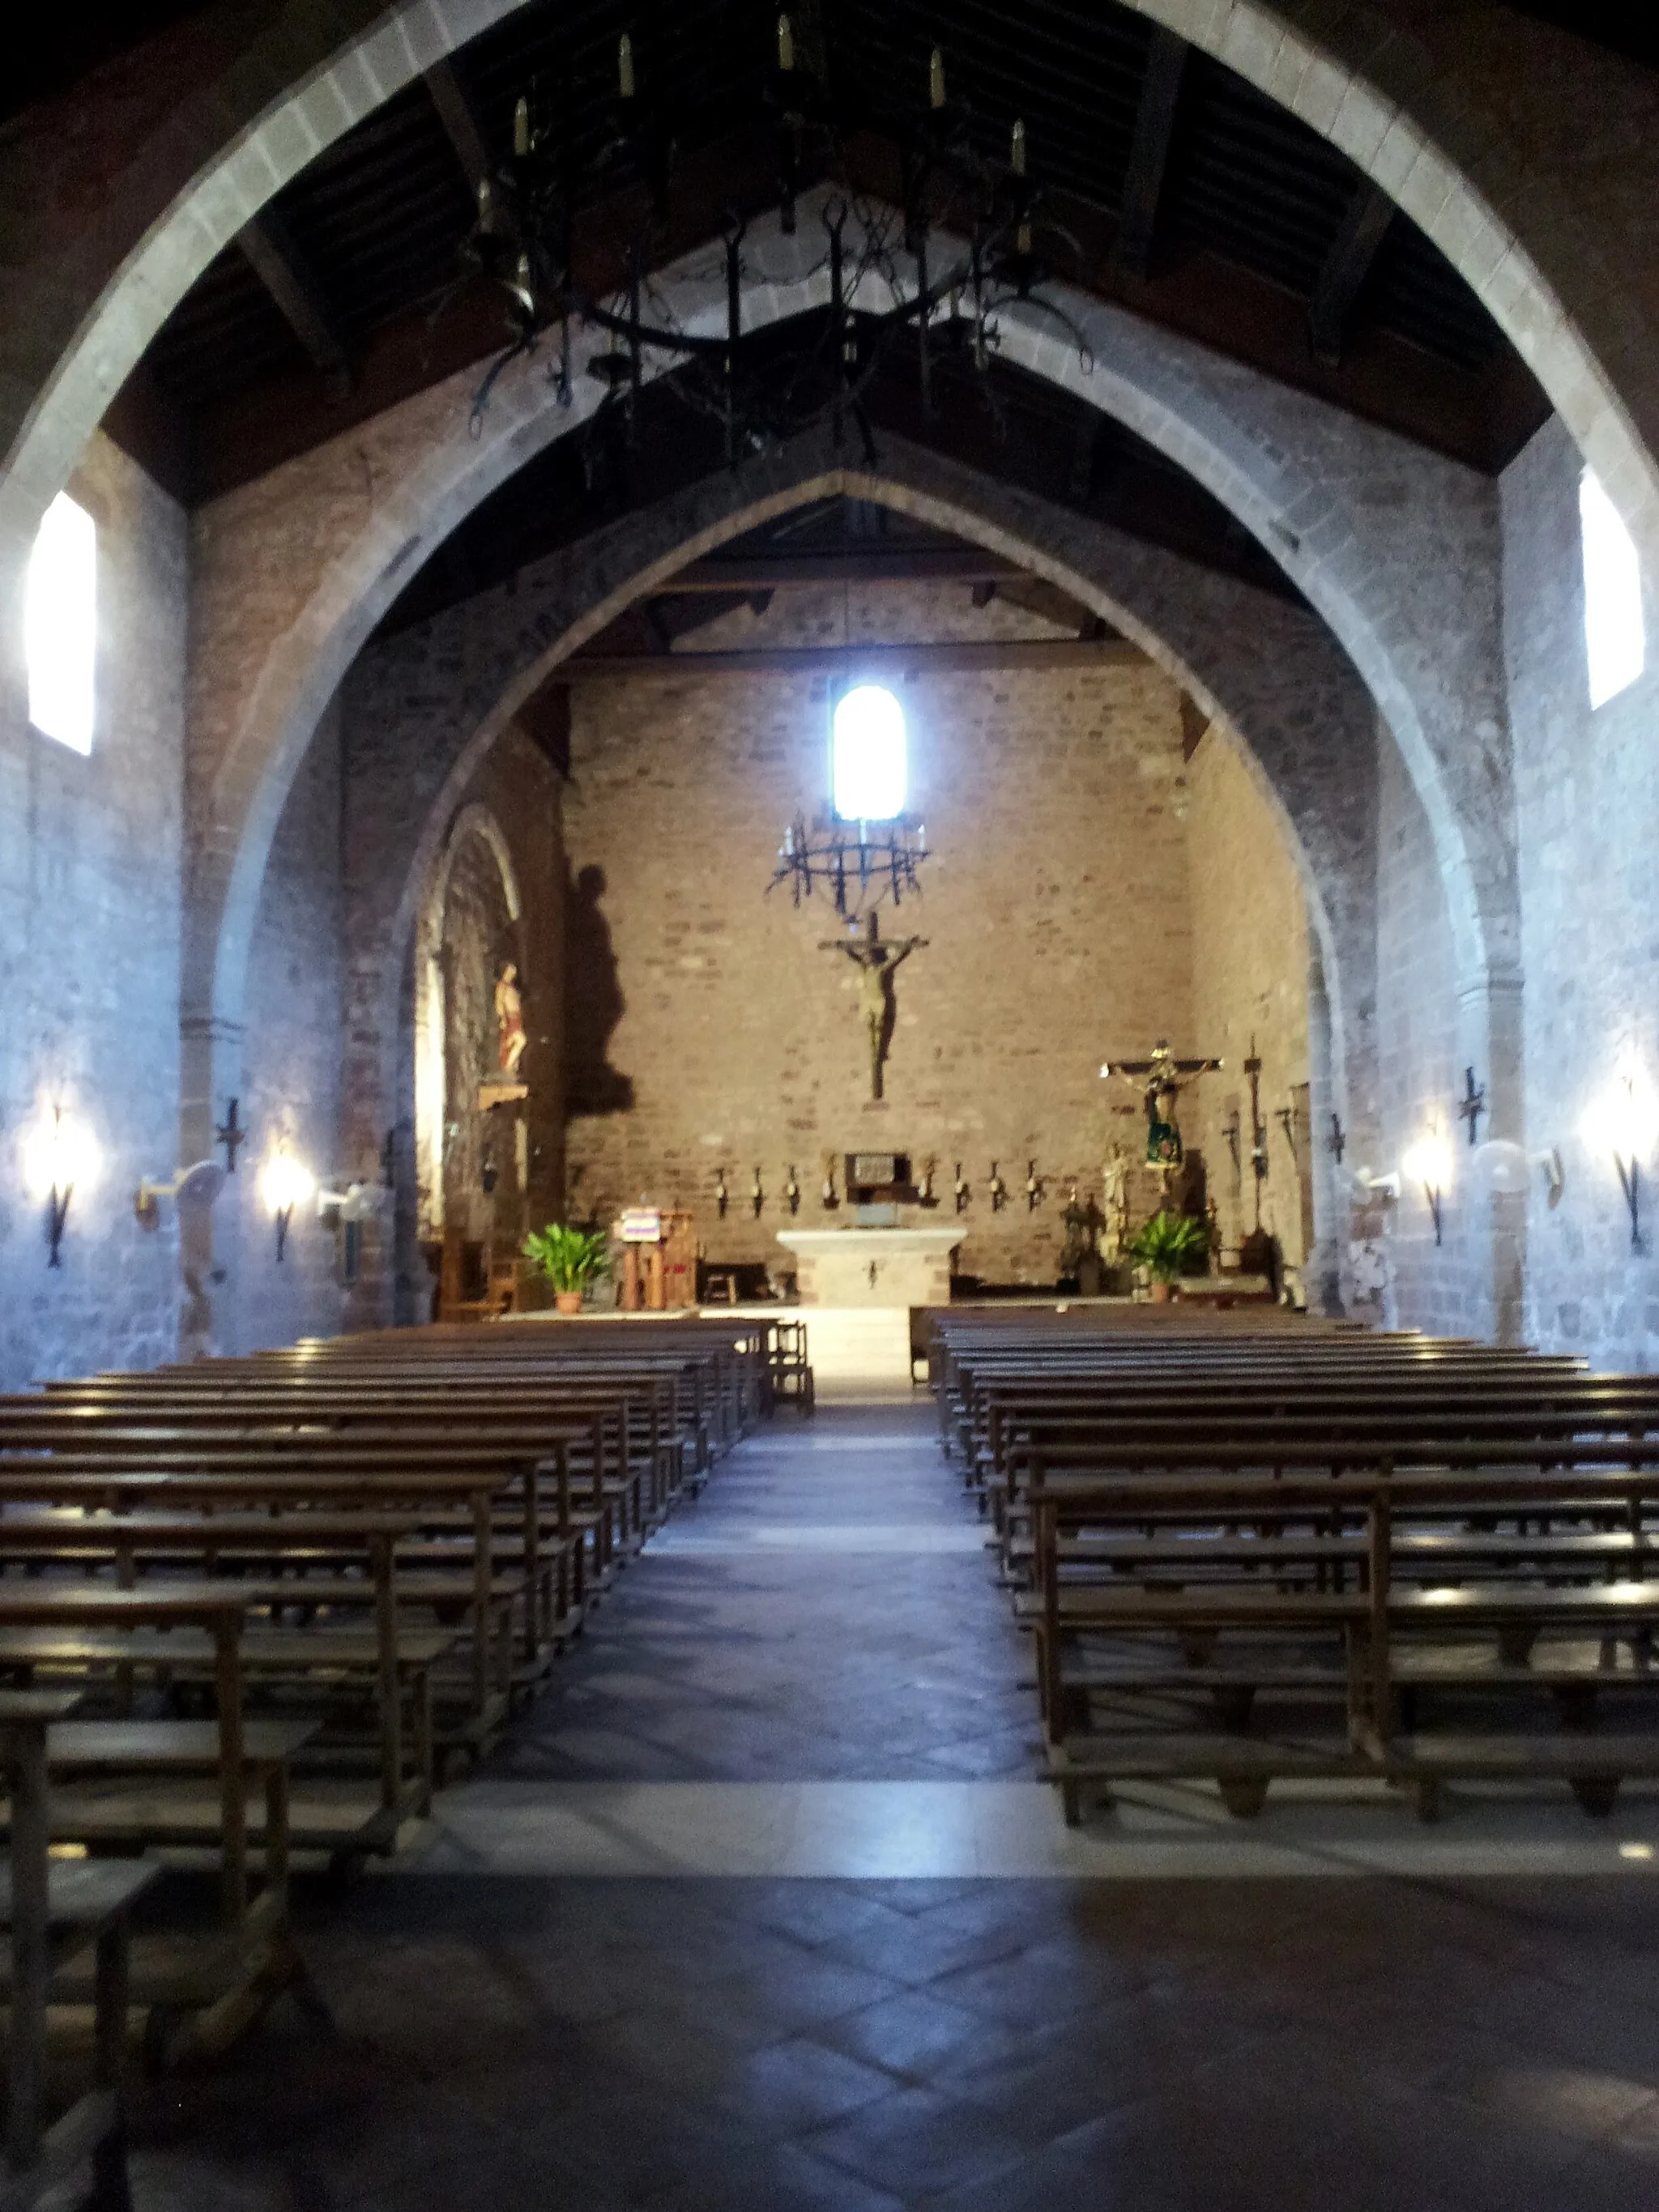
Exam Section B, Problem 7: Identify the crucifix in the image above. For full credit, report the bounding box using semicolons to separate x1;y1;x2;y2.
215;1097;247;1175
1458;1066;1487;1147
1243;1038;1269;1226
819;910;928;1100
1100;1040;1223;1177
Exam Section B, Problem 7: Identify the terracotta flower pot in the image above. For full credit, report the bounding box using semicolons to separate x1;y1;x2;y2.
1149;1280;1177;1304
554;1291;584;1315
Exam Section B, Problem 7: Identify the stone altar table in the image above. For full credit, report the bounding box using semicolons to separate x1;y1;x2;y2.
775;1226;964;1307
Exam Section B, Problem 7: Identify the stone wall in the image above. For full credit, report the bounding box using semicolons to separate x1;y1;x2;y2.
1373;718;1473;1334
1185;723;1313;1280
229;697;348;1353
0;432;185;1385
1503;416;1659;1367
562;594;1202;1289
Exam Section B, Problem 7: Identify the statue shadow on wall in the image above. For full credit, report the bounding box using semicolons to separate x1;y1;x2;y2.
565;863;634;1115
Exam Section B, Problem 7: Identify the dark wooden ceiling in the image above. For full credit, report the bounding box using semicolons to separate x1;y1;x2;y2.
101;0;1575;507
377;323;1303;639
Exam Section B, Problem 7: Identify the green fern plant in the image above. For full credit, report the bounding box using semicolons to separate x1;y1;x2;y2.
1125;1209;1212;1284
522;1223;610;1294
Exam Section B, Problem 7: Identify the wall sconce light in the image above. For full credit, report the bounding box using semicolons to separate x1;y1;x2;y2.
21;1104;100;1268
1025;1159;1043;1211
988;1161;1007;1212
784;1165;801;1216
750;1166;765;1218
134;1158;225;1232
1401;1129;1454;1247
260;1147;315;1262
953;1161;970;1213
1472;1140;1564;1208
715;1166;730;1218
1354;1168;1401;1203
1580;1063;1659;1247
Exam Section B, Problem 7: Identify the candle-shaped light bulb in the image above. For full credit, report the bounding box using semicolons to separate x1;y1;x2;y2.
618;32;635;99
513;96;531;157
929;47;945;108
1017;220;1032;256
778;13;795;70
1010;117;1026;175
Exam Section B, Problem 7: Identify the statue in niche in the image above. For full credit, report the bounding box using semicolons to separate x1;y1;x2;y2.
494;961;527;1079
818;911;928;1101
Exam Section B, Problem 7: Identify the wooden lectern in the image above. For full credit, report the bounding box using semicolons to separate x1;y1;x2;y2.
615;1208;697;1310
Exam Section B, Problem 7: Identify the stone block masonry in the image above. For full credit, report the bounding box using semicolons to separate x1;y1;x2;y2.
562;591;1207;1290
0;432;186;1387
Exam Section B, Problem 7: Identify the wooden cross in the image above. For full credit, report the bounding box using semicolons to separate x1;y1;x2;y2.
215;1097;246;1175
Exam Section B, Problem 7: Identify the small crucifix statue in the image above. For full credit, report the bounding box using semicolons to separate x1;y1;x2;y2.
215;1097;246;1175
1458;1066;1486;1148
1100;1040;1223;1175
819;911;928;1100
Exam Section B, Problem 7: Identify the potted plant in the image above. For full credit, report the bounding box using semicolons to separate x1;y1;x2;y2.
522;1223;610;1315
1125;1209;1212;1302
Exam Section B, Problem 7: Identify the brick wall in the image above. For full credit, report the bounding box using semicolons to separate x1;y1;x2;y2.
1185;723;1313;1279
0;432;186;1385
562;590;1206;1289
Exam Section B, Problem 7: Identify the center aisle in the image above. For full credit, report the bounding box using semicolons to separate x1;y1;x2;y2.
131;1396;1659;2212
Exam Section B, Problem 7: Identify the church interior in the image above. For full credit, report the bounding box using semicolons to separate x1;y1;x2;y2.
5;3;1659;2206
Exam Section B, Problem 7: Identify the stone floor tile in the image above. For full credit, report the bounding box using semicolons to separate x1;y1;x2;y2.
804;2085;1029;2199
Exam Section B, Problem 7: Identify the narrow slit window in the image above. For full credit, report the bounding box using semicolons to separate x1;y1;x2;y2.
25;492;96;754
1580;469;1645;710
832;684;906;820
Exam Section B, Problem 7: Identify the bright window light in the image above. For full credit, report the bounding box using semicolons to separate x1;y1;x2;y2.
25;492;96;754
832;684;906;820
1580;469;1645;710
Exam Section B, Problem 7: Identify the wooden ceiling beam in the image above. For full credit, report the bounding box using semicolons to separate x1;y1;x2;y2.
663;547;1023;590
1309;182;1396;369
553;637;1144;681
1115;29;1188;279
236;211;351;380
425;57;493;199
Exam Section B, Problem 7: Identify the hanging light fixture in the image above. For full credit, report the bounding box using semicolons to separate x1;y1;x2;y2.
458;28;1094;460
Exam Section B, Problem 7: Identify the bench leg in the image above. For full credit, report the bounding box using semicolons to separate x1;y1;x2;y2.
1218;1776;1269;1819
88;1916;134;2211
1571;1775;1622;1818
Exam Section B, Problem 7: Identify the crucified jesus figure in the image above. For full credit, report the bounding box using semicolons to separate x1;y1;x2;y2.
820;911;928;1100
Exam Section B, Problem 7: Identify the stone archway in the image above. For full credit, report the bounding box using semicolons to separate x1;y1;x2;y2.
4;0;1657;701
186;207;1493;1189
322;429;1385;1323
412;801;523;1242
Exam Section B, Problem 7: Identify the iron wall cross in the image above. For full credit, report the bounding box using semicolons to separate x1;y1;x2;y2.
215;1098;247;1174
1459;1067;1487;1147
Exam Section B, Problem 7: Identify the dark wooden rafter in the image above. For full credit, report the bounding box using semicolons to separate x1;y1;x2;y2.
665;546;1021;590
1309;181;1396;369
554;636;1140;680
1115;28;1188;279
424;57;493;198
236;211;351;380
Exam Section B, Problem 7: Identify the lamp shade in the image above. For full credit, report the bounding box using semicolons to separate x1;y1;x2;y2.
1401;1132;1453;1191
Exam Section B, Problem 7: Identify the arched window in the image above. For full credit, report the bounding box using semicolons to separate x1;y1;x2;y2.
832;684;906;820
1580;469;1645;710
25;492;97;754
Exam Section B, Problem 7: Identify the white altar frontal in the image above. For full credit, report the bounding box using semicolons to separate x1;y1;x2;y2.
775;1225;964;1307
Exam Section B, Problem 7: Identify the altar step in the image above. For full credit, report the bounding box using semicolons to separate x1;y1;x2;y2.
706;1306;915;1389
